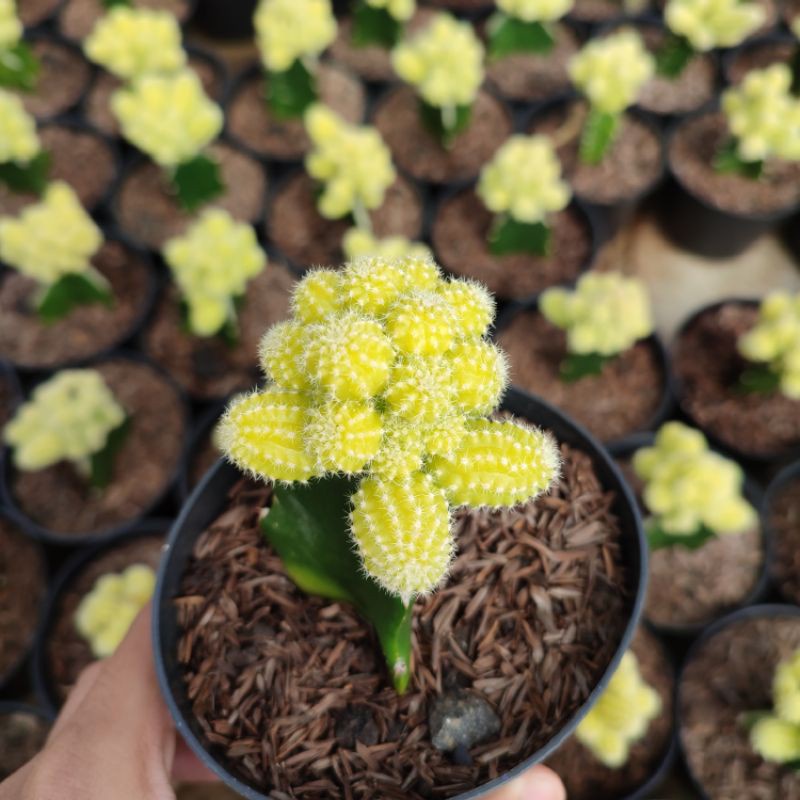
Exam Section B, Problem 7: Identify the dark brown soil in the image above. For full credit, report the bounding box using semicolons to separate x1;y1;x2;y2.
569;0;630;24
114;142;266;251
529;100;663;205
11;359;185;537
725;40;797;86
46;534;166;704
373;86;513;184
0;240;154;370
0;710;49;781
672;301;800;459
17;0;62;27
175;441;631;798
142;265;295;401
768;475;800;605
58;0;192;41
17;37;91;121
226;64;366;162
0;520;46;685
496;309;665;442
267;172;424;269
670;113;800;216
546;626;674;799
680;614;800;799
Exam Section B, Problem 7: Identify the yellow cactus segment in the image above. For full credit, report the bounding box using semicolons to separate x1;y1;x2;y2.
254;0;337;73
539;272;654;357
259;320;310;390
366;0;415;22
304;400;383;474
305;104;396;220
0;182;103;286
496;0;573;22
751;648;800;765
665;0;764;51
576;652;662;768
0;90;40;166
291;268;342;324
84;7;186;81
74;564;156;659
569;30;655;114
392;13;485;108
350;472;454;600
430;418;560;508
5;369;125;472
774;650;800;725
423;415;466;458
111;70;223;167
477;135;571;224
632;421;756;537
342;228;432;264
369;419;425;479
448;339;508;414
384;356;454;423
339;256;409;316
0;0;21;49
163;209;266;338
438;279;495;340
386;291;455;356
218;388;318;482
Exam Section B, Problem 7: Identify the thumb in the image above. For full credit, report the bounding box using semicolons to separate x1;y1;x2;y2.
488;766;566;800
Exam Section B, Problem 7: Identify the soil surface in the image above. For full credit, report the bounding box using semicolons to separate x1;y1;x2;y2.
10;359;185;537
58;0;192;41
767;475;800;605
569;0;633;23
0;710;50;780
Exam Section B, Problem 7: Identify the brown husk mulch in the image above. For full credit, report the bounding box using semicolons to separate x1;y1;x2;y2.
0;240;153;370
767;475;800;605
672;301;800;459
175;442;631;799
57;0;192;41
0;711;50;781
10;359;185;537
496;309;665;442
679;614;800;800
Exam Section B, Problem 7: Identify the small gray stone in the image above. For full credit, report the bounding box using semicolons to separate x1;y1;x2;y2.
429;690;501;753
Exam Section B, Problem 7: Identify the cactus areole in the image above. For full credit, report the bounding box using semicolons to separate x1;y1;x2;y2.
218;256;561;692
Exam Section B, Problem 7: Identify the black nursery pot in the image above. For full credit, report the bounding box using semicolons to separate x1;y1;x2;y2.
192;0;258;39
153;387;648;800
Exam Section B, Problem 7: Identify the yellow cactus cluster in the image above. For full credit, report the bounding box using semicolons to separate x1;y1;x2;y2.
0;182;103;286
632;422;756;537
392;13;485;109
163;209;267;338
738;291;800;399
569;30;655;115
576;651;662;768
0;0;21;50
84;7;186;81
0;89;40;166
477;134;570;224
366;0;415;22
254;0;337;73
665;0;765;51
496;0;574;22
74;564;156;658
539;272;654;357
305;104;396;221
342;228;432;261
4;369;126;472
111;70;223;167
751;649;800;765
219;256;560;601
722;65;800;164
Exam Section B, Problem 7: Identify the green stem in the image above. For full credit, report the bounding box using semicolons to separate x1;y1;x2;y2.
645;521;716;552
488;215;551;256
351;199;372;232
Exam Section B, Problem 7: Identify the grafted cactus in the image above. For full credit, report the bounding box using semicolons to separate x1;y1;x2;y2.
342;228;432;261
351;0;415;48
488;0;575;59
0;89;48;194
0;0;38;91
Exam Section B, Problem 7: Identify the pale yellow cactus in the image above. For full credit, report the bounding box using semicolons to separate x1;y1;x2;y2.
0;0;21;50
342;228;432;263
0;89;40;166
539;272;654;357
74;564;156;658
576;651;662;768
386;290;456;356
633;422;756;537
496;0;574;23
305;400;383;473
84;7;185;81
111;70;223;167
5;369;126;472
791;14;800;39
384;356;454;423
369;416;425;480
665;0;764;51
569;30;655;115
366;0;415;21
290;268;342;324
478;135;571;224
162;209;267;338
738;292;800;399
438;279;495;340
254;0;337;73
751;649;800;765
304;104;396;222
448;339;508;414
0;182;103;287
775;649;800;725
259;320;311;391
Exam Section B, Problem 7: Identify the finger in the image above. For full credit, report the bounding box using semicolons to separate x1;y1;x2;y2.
488;766;566;800
171;739;218;783
48;660;103;736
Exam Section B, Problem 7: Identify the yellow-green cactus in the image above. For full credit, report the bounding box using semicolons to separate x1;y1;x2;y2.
750;649;800;765
0;0;37;92
304;104;396;223
162;209;267;338
342;228;432;262
791;14;800;39
74;564;156;658
665;0;764;51
365;0;415;21
0;89;40;167
4;369;126;472
305;400;383;473
290;267;342;324
576;651;662;768
496;0;573;21
0;0;21;49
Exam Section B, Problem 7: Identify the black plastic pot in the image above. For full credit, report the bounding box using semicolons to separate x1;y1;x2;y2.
192;0;258;39
0;359;21;418
763;458;800;605
721;33;797;87
176;399;226;505
153;386;647;800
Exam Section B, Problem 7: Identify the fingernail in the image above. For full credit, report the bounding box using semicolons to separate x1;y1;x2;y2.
519;766;567;800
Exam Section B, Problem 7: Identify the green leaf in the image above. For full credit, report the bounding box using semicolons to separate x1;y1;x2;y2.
0;150;50;195
36;272;114;324
171;154;224;212
89;416;131;490
262;476;414;693
739;365;781;395
0;42;40;92
102;0;131;7
654;33;695;79
579;109;619;166
646;521;716;552
559;351;613;382
713;138;763;179
489;216;551;257
488;14;554;60
419;100;471;148
352;2;401;48
265;59;317;120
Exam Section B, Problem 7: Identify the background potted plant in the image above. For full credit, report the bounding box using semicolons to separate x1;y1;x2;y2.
0;89;48;208
0;0;38;92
